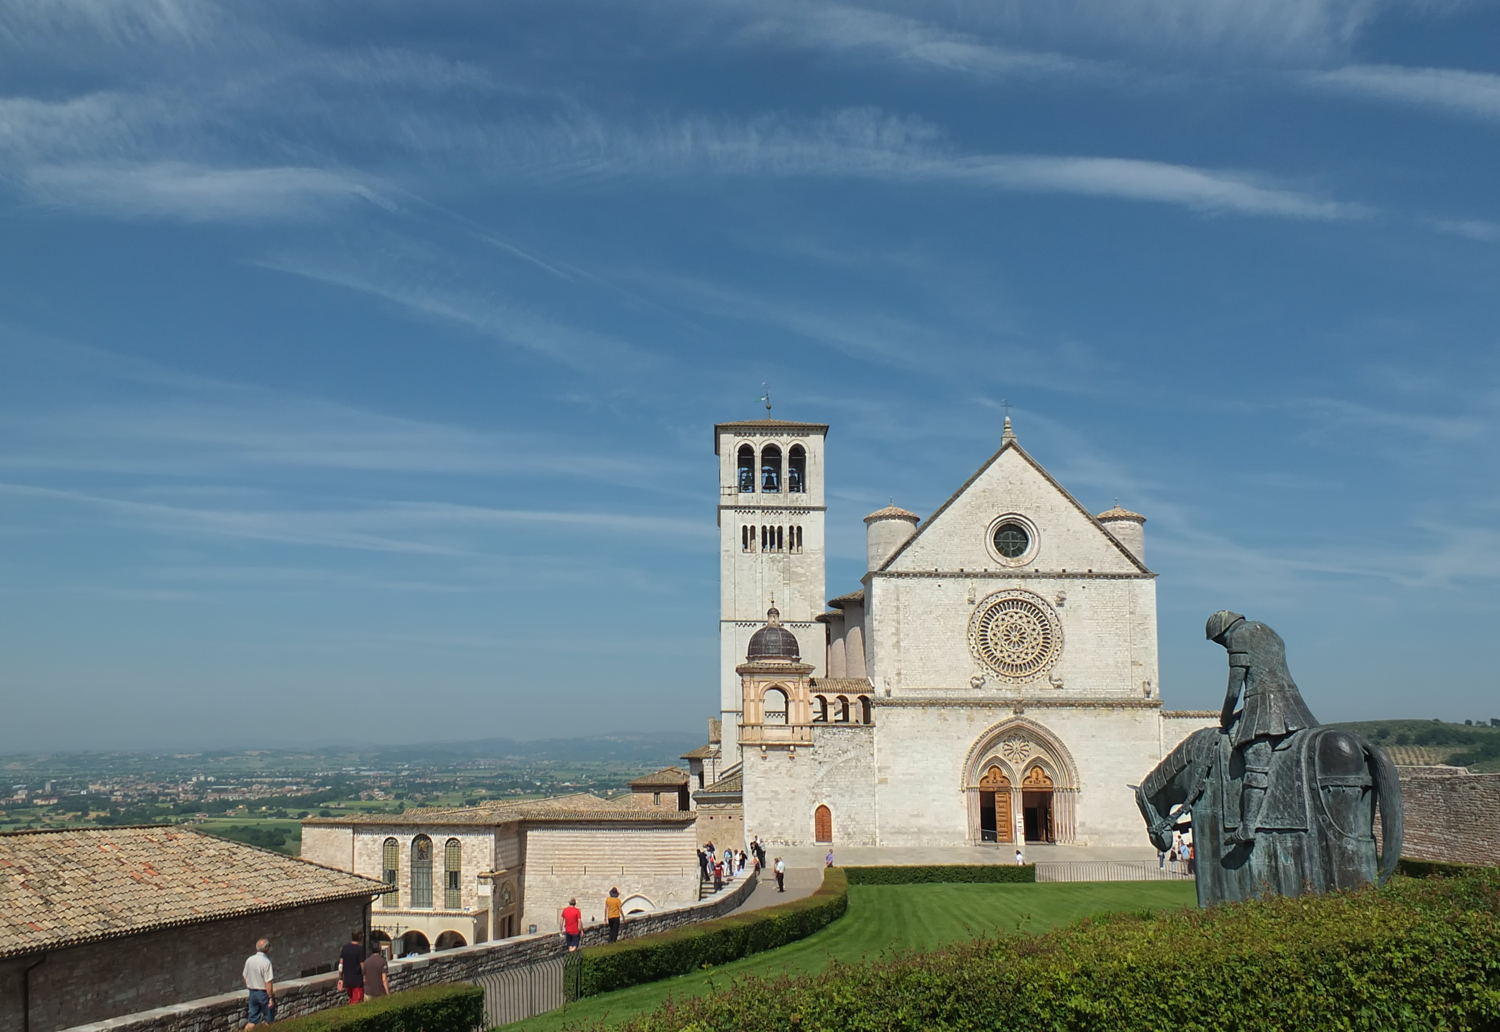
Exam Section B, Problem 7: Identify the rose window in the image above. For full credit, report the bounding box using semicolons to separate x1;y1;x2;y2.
969;590;1062;682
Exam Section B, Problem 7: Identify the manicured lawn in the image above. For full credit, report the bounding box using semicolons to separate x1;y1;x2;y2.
501;879;1196;1031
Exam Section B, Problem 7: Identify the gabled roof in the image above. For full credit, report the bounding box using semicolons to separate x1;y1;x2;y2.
628;767;691;789
876;437;1152;576
714;420;829;453
0;827;386;960
828;589;865;608
680;744;720;760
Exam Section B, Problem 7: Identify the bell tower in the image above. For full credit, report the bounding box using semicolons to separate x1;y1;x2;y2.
714;416;828;753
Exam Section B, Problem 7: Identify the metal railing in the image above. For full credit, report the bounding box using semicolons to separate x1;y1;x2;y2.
475;956;565;1027
1035;859;1194;883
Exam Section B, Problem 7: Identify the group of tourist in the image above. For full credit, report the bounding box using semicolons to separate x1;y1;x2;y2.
1157;834;1196;875
697;840;749;890
241;928;392;1027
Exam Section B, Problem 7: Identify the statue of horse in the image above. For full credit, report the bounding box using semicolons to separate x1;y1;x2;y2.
1137;723;1402;906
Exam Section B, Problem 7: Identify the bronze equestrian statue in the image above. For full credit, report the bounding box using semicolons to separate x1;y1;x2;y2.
1137;612;1402;906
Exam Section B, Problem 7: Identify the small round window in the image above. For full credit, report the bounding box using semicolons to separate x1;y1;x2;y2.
992;522;1030;559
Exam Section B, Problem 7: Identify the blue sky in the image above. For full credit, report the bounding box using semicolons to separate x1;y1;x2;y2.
2;0;1499;751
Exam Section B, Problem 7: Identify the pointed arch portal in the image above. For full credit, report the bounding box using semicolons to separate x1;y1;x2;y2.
962;718;1079;845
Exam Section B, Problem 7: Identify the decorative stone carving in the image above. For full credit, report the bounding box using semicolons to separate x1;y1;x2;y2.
1000;737;1031;764
968;590;1062;682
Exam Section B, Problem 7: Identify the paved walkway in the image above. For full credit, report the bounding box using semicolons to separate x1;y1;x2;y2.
725;842;1165;915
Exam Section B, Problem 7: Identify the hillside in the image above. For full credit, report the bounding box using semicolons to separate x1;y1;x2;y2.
1329;718;1500;773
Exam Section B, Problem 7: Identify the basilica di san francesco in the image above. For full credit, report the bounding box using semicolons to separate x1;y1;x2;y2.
702;415;1216;849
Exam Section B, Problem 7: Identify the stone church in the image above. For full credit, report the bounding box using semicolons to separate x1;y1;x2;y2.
705;415;1214;849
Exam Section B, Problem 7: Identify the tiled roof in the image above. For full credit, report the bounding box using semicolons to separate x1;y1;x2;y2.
1097;504;1146;523
863;505;919;523
714;420;829;452
696;764;743;799
628;767;691;788
810;677;875;693
0;826;386;960
304;794;695;827
828;589;865;607
679;744;719;760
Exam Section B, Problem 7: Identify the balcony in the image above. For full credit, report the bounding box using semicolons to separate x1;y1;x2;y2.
738;724;814;748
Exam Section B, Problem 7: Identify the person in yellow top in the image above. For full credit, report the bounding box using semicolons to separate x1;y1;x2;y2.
605;887;624;942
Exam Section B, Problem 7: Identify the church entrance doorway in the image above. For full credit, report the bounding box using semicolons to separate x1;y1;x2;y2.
977;766;1012;843
1021;766;1054;843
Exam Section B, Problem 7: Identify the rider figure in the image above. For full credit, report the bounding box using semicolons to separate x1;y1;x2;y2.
1207;611;1318;845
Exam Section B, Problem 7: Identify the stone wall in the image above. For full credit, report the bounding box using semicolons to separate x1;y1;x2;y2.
1393;766;1500;867
58;873;759;1032
0;897;369;1032
520;822;699;933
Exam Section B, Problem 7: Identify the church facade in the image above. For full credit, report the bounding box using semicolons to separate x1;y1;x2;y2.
712;416;1214;849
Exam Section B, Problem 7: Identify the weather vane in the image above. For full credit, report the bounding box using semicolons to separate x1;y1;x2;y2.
759;383;772;416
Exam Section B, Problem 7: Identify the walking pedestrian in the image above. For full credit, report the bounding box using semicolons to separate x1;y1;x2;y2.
697;846;709;883
825;848;834;869
713;857;723;892
774;856;785;892
1157;848;1166;870
605;887;623;943
243;938;275;1027
1015;847;1024;866
335;929;365;1004
361;943;389;999
561;898;583;952
1187;842;1197;876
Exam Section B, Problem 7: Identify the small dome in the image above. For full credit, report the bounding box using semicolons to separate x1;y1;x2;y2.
1097;504;1145;524
747;606;800;661
863;504;919;524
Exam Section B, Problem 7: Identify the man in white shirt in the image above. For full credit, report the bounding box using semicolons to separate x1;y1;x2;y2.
243;938;275;1027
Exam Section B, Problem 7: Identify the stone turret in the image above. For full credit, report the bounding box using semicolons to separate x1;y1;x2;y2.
864;504;920;572
1097;503;1146;563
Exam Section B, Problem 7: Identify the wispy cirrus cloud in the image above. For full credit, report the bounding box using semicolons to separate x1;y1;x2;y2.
499;108;1364;219
258;251;646;370
0;482;713;555
22;162;389;221
1313;64;1500;123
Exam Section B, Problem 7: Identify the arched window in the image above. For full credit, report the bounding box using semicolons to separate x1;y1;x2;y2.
381;838;399;908
444;838;462;910
814;695;829;722
411;836;433;909
761;526;768;550
796;526;803;551
761;445;781;493
837;696;850;722
788;445;807;493
737;444;755;492
860;696;872;724
763;687;789;724
776;526;784;551
742;526;751;552
814;804;833;844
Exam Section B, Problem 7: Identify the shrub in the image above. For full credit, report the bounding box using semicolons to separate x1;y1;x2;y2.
843;864;1035;885
607;870;1500;1032
570;869;848;999
270;984;483;1032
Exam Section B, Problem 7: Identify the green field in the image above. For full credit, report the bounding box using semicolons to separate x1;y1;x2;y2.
194;817;303;855
503;880;1196;1032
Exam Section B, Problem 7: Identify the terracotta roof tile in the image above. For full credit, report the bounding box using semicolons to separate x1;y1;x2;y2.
0;827;386;960
304;794;695;827
627;767;691;788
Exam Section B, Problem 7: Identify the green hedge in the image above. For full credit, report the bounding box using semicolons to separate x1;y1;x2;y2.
612;869;1500;1032
269;983;483;1032
842;864;1035;885
569;868;848;999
